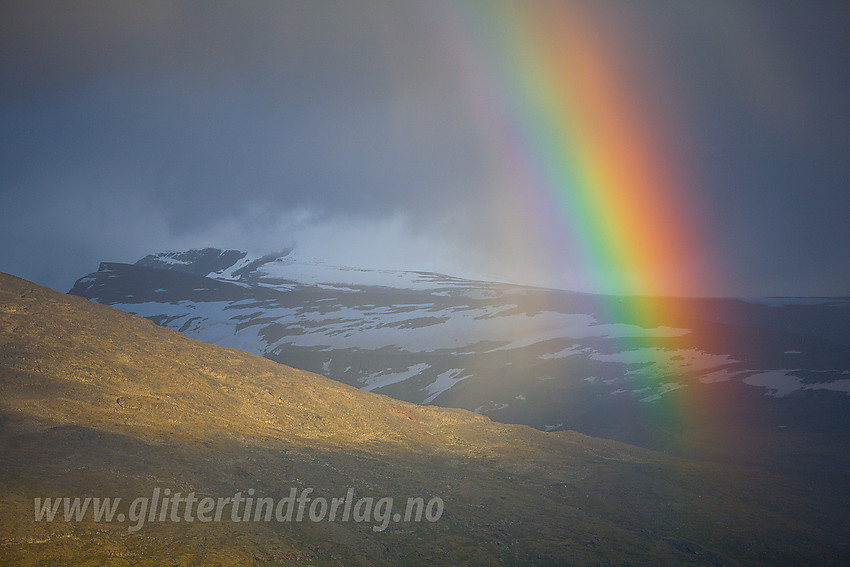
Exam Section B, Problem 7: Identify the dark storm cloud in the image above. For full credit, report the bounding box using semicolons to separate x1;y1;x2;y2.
1;0;479;223
596;1;850;296
2;1;386;99
1;1;848;296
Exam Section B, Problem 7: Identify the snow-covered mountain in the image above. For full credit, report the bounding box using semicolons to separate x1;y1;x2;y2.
70;248;850;459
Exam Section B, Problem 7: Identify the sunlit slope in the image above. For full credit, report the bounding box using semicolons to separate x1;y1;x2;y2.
1;272;847;566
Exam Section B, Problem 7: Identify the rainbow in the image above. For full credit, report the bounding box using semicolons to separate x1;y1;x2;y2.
432;1;723;426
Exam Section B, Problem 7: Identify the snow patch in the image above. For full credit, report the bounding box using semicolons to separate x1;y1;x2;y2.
591;348;738;377
743;370;803;397
422;369;467;404
538;344;585;360
699;368;748;384
804;379;850;394
640;382;686;402
359;363;431;393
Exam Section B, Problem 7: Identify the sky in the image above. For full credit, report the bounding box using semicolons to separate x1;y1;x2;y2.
1;0;848;298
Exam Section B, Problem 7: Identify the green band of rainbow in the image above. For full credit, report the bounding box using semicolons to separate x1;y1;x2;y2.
432;1;725;429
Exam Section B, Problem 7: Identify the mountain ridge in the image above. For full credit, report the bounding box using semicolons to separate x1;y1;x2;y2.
112;247;850;301
68;249;850;465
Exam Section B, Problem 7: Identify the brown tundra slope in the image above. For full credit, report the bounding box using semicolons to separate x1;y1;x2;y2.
0;271;847;566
